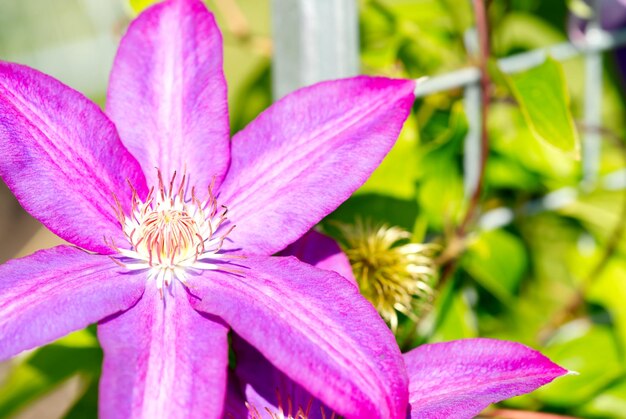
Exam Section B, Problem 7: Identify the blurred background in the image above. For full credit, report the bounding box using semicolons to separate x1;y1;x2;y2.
1;0;626;417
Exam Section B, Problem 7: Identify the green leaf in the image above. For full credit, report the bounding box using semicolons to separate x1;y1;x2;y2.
485;154;542;190
533;323;623;407
567;0;594;19
417;152;465;230
0;331;101;418
230;62;272;134
462;229;528;303
492;12;565;54
430;279;477;342
488;103;578;184
128;0;159;14
63;377;99;419
505;57;580;154
325;194;418;233
576;378;626;419
587;259;626;354
357;113;419;200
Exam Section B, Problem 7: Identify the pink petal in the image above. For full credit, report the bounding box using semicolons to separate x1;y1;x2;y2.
98;281;229;419
189;256;408;419
233;336;331;418
107;0;230;193
219;76;415;255
223;370;249;418
405;338;569;418
0;246;145;360
0;61;147;254
280;230;356;286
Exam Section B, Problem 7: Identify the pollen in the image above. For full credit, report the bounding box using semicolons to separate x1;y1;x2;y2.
109;170;237;294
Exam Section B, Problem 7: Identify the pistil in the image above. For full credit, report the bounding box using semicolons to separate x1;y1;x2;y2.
109;170;237;294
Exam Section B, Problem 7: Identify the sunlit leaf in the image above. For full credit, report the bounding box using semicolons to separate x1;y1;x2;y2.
358;113;419;200
63;377;99;419
488;103;578;185
417;152;464;230
505;57;580;154
587;259;626;353
533;323;623;406
0;330;101;418
325;194;418;233
430;279;478;342
463;229;527;302
576;378;626;419
128;0;159;14
567;0;594;19
492;12;565;54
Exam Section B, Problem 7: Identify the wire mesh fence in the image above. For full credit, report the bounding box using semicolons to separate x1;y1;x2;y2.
272;0;626;230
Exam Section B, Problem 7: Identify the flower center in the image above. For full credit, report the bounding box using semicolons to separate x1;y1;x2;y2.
135;204;203;266
110;170;236;294
244;391;336;419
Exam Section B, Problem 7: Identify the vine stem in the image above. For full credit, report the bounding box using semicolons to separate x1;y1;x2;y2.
459;0;491;234
404;0;492;350
437;0;491;284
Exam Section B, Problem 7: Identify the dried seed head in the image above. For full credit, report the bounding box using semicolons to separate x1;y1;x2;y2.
335;219;438;331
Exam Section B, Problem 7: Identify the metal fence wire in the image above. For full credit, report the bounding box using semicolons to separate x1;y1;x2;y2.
271;0;626;231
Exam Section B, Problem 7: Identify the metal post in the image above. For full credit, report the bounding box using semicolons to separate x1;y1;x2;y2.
582;3;604;188
270;0;359;99
463;26;483;198
412;27;626;99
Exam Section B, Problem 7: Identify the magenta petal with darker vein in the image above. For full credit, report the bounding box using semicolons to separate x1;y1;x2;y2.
228;231;356;417
98;281;229;419
0;246;145;360
0;0;417;417
189;256;408;419
0;61;148;254
225;370;249;419
405;338;569;419
232;336;332;419
228;233;571;418
107;0;230;192
219;76;415;255
280;230;356;286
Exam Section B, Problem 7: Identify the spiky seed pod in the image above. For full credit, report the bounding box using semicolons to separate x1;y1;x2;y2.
335;219;438;332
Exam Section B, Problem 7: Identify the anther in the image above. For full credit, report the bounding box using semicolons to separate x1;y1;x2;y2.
110;169;239;293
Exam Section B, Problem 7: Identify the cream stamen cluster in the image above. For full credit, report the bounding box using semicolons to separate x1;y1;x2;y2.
111;171;235;293
245;391;337;419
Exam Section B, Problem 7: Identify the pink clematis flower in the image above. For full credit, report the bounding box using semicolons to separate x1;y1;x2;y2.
230;336;569;419
0;0;416;417
228;231;569;419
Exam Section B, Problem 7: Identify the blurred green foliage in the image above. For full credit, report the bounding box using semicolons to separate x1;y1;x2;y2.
339;0;626;417
2;0;626;417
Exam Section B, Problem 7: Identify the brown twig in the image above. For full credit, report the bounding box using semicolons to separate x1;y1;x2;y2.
402;0;492;350
459;0;491;234
437;0;491;285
